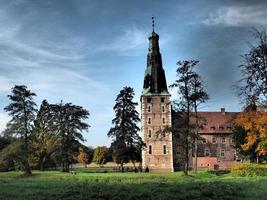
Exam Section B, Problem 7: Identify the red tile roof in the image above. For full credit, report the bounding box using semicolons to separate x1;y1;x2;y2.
197;111;239;134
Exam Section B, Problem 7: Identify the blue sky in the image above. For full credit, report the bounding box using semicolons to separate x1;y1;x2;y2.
0;0;267;147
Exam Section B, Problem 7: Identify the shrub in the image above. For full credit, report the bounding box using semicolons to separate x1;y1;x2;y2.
231;163;267;176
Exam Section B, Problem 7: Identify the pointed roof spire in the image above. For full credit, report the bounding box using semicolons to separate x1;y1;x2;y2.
142;17;169;96
152;16;155;32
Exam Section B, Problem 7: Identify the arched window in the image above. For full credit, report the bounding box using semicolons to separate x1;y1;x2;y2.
163;145;166;154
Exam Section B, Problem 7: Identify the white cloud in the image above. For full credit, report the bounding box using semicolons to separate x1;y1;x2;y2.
202;5;267;26
96;26;172;56
0;113;10;133
97;26;147;52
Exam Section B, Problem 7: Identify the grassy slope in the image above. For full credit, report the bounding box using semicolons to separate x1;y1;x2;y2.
0;170;266;200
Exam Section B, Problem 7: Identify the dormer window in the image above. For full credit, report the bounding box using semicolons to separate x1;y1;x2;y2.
147;98;152;103
202;138;207;144
212;137;216;144
161;97;165;103
219;126;224;131
210;126;216;131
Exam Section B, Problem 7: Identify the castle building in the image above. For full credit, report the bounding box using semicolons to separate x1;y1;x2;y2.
141;21;239;172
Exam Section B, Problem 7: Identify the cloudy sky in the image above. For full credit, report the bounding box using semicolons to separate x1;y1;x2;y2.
0;0;266;147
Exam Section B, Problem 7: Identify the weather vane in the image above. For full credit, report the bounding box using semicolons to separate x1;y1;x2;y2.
152;16;155;32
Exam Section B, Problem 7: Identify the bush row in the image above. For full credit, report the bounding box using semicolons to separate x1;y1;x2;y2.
231;163;267;176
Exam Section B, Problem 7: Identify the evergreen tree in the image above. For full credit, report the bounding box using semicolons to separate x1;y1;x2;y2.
108;87;142;172
51;102;90;172
4;85;37;175
31;100;59;170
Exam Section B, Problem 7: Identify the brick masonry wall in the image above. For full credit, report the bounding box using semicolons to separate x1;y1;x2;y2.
141;95;174;172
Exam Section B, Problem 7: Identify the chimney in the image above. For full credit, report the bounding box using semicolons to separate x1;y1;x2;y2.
221;108;225;115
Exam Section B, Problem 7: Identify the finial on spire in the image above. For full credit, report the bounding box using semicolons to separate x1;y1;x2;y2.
152;16;155;32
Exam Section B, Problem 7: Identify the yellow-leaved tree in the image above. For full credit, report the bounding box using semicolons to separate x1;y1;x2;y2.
235;110;267;161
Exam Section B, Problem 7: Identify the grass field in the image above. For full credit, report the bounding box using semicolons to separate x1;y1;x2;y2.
0;169;267;200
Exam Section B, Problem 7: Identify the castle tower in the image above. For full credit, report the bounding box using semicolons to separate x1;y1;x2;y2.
141;18;173;172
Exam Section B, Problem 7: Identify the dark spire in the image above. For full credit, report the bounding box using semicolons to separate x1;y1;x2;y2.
142;18;169;96
152;16;155;32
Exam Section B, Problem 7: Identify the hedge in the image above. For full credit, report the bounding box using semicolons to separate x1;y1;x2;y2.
231;163;267;176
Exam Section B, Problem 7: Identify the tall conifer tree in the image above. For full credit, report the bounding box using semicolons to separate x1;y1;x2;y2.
108;87;142;172
4;85;37;175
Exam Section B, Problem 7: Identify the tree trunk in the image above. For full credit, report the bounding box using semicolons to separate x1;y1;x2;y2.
194;137;197;173
121;162;124;173
23;160;32;176
194;102;198;173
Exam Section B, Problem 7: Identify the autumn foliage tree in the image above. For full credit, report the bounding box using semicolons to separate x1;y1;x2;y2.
93;146;108;167
234;28;267;163
75;146;94;167
234;109;267;162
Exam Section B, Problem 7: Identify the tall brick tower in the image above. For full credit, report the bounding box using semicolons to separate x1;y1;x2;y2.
141;18;173;172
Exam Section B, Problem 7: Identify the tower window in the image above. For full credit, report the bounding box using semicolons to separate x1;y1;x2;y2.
148;130;152;138
163;145;166;154
147;98;152;103
162;117;165;124
149;145;152;154
161;98;165;103
161;105;165;112
147;105;151;113
148;117;151;124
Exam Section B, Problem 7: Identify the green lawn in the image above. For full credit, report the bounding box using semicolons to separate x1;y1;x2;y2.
0;170;266;200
